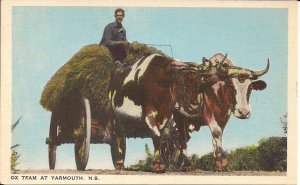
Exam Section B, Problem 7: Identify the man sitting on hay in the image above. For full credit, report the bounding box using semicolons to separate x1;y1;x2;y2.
100;8;130;67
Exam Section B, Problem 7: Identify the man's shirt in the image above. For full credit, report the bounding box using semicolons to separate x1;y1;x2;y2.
100;22;127;46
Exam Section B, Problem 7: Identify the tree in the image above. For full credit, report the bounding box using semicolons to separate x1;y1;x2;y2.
258;137;287;171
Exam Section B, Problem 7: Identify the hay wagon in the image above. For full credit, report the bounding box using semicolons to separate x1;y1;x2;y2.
45;96;111;170
41;44;118;171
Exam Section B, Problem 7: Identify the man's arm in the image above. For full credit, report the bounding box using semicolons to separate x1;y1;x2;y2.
101;25;114;46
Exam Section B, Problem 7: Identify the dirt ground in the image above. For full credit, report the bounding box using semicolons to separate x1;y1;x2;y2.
17;169;286;176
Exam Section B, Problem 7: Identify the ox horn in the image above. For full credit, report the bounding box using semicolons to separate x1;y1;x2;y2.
218;53;228;74
221;53;228;63
202;57;206;65
252;59;270;78
202;57;212;68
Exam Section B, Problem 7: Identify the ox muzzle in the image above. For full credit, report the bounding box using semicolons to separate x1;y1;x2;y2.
219;56;270;119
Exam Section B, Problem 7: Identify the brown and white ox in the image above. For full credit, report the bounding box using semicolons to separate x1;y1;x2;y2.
173;53;270;171
108;53;212;173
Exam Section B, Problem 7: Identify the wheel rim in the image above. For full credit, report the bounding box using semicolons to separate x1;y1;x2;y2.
75;98;91;171
49;113;59;170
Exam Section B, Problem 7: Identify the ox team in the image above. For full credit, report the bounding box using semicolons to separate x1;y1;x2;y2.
100;8;269;172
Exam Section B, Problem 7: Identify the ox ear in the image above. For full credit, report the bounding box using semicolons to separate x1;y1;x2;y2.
251;80;267;91
202;57;211;65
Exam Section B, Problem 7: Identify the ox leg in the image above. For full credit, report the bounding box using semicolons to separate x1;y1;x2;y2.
144;107;169;173
111;133;126;171
169;145;181;170
208;120;228;171
152;137;166;173
177;121;192;171
160;116;181;171
180;148;193;172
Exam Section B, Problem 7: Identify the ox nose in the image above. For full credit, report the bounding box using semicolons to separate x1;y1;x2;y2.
238;108;250;118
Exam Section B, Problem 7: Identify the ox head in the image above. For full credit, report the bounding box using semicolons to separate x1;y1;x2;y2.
210;54;270;119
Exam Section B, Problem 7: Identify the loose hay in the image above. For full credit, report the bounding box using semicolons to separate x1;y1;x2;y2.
40;43;169;122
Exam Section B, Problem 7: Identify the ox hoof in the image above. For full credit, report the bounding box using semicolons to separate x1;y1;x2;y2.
213;156;229;172
152;163;166;173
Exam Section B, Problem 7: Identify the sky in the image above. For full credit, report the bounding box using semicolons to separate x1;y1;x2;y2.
12;6;287;170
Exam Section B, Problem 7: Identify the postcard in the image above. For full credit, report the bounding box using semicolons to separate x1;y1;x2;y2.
0;0;297;184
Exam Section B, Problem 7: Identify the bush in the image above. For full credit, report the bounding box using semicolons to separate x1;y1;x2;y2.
193;137;287;172
228;145;260;171
11;117;22;172
130;144;153;171
129;138;287;172
258;137;287;171
189;154;201;169
197;152;214;171
11;145;20;171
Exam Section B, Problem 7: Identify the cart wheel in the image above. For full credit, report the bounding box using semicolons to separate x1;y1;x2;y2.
48;113;59;170
74;98;91;171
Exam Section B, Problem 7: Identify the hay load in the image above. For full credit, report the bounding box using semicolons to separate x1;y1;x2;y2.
40;43;169;121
